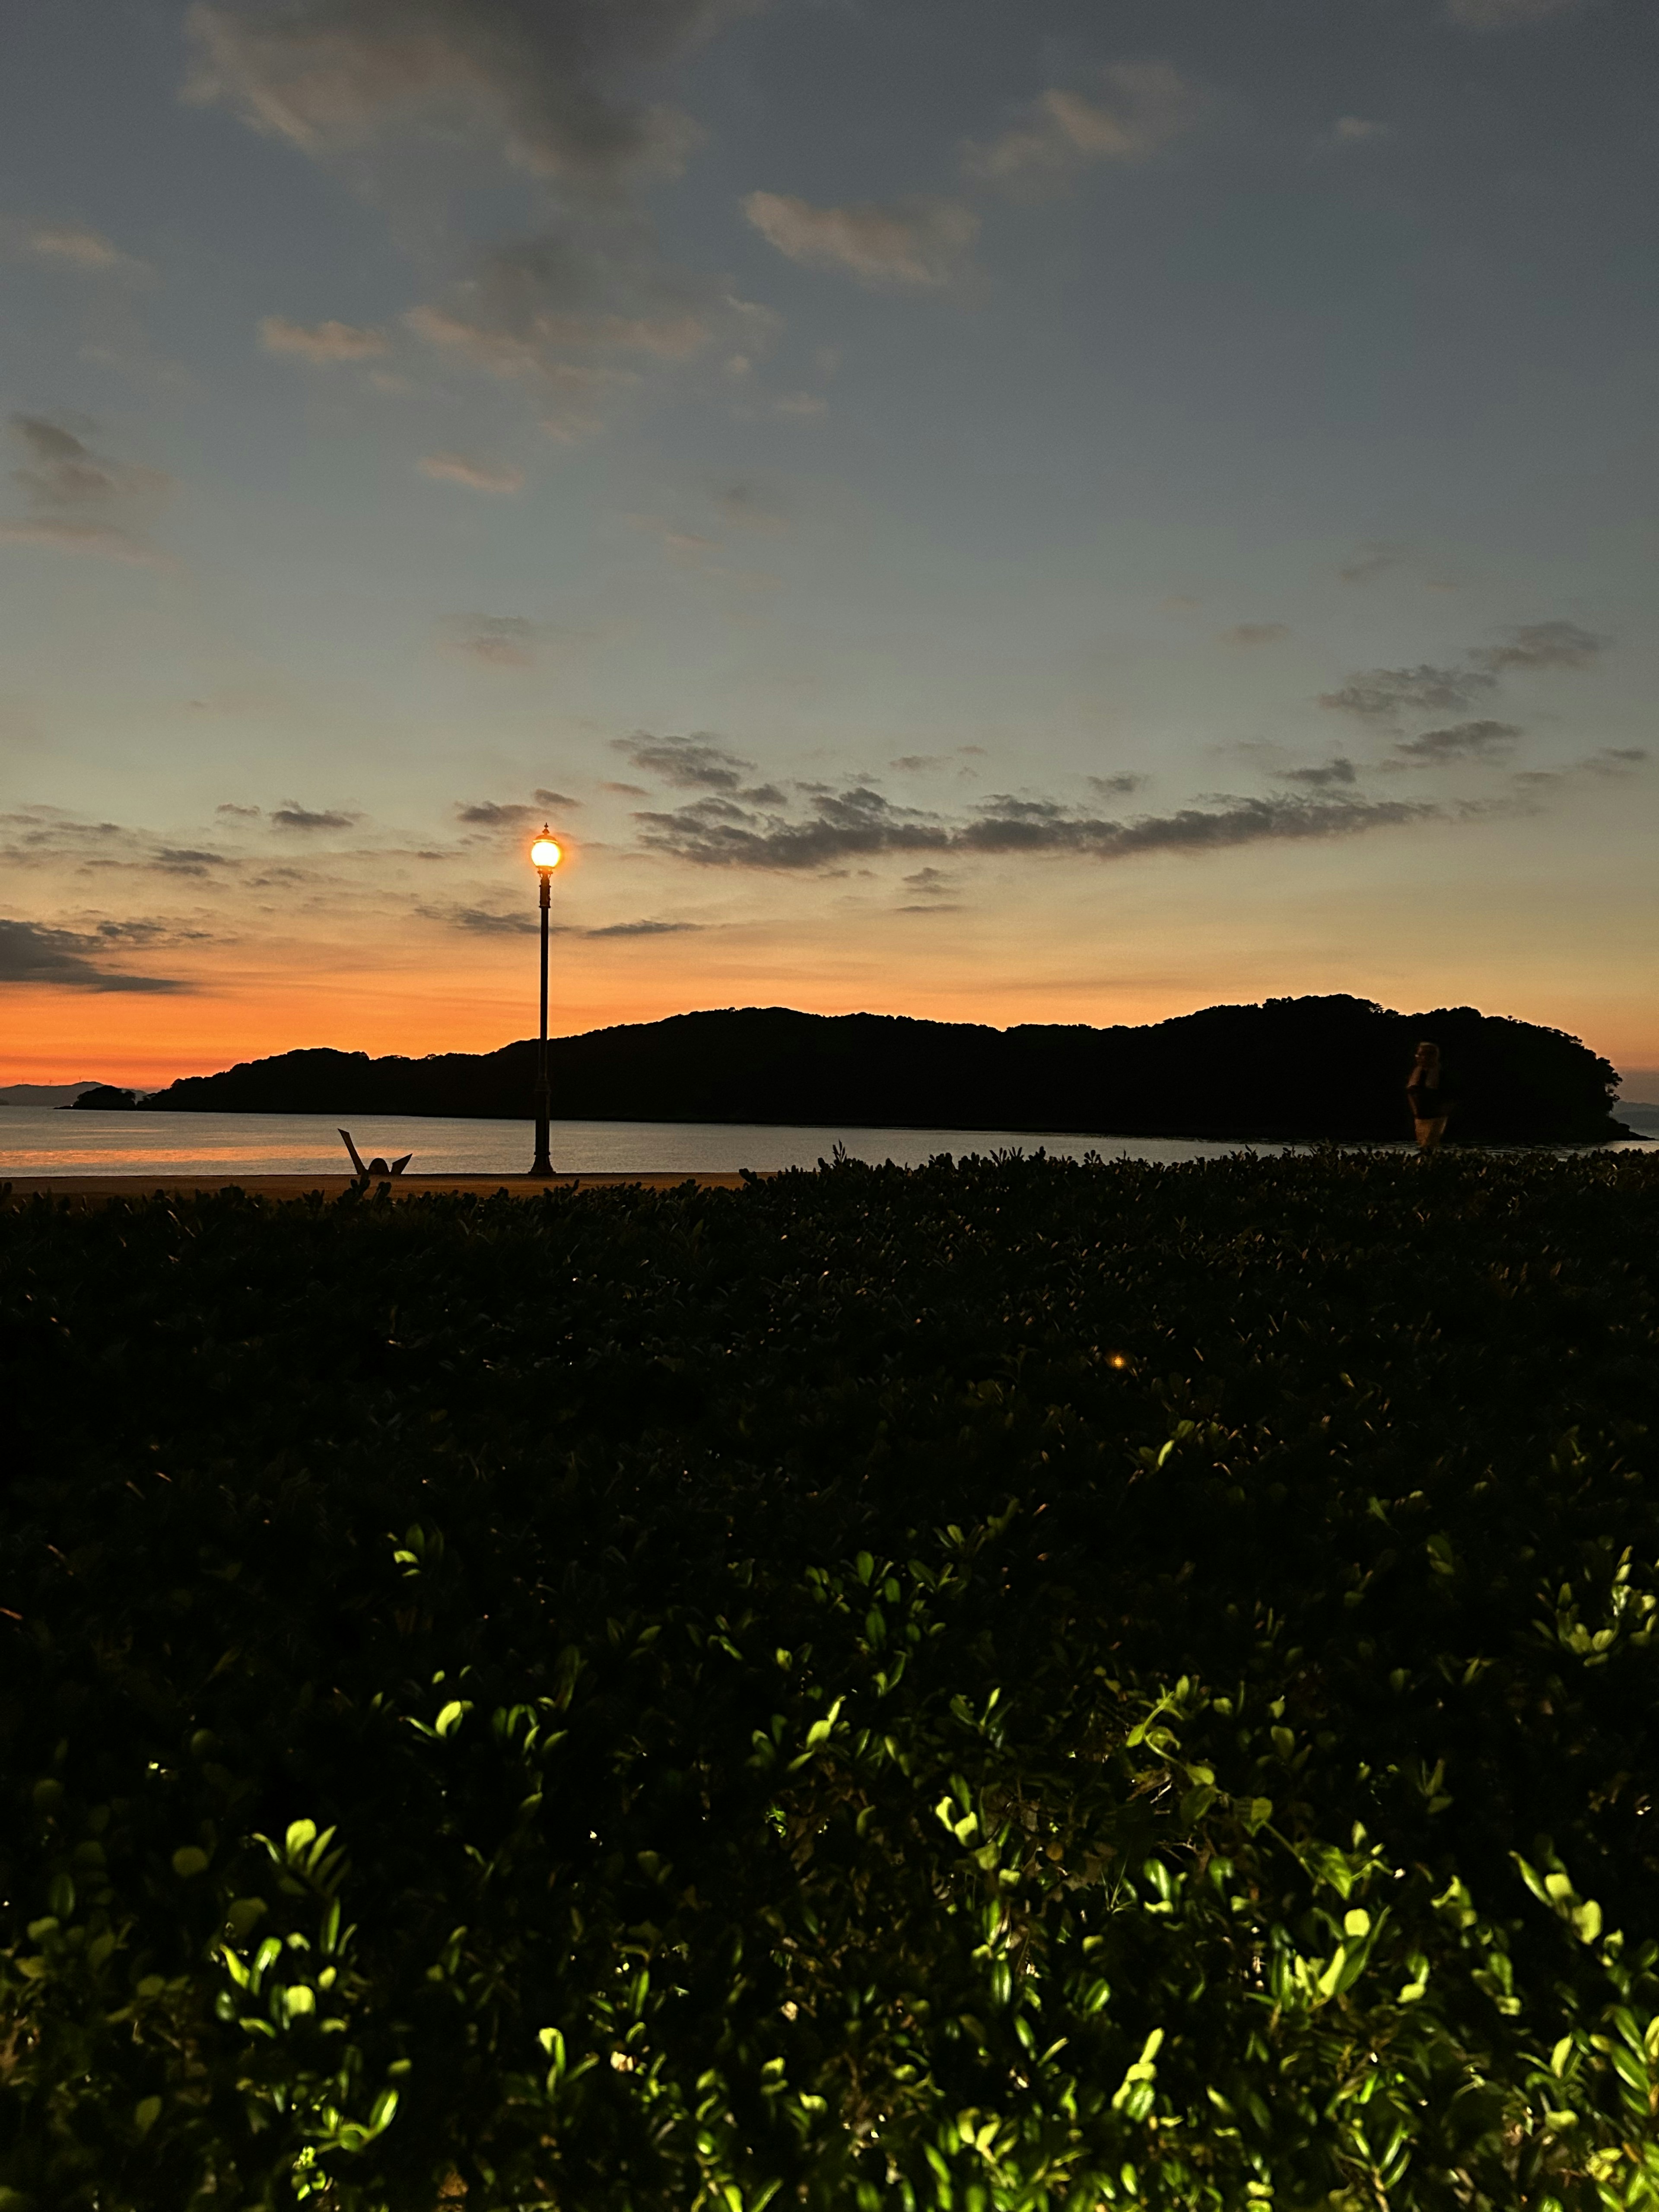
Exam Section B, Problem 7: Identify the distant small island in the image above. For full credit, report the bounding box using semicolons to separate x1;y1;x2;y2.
67;1084;140;1110
123;995;1632;1143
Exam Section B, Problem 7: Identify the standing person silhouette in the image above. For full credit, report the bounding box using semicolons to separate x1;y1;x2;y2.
1405;1042;1452;1151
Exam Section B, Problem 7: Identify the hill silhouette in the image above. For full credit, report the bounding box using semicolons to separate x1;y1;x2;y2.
137;996;1629;1142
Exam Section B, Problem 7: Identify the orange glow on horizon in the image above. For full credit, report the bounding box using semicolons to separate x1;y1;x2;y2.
5;949;1658;1091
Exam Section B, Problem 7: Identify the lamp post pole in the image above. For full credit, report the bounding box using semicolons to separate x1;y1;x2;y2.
529;828;562;1177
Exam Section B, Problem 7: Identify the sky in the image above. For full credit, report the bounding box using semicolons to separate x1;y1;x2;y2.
2;0;1656;1089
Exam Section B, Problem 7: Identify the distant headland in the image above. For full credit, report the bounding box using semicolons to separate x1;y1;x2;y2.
112;995;1632;1143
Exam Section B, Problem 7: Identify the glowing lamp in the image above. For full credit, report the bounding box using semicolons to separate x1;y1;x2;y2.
531;836;562;870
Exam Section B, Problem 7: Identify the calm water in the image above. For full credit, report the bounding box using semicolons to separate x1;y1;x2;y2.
2;1104;1649;1178
0;1104;1311;1177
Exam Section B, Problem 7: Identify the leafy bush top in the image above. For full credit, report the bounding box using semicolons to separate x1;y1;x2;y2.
3;1150;1658;2209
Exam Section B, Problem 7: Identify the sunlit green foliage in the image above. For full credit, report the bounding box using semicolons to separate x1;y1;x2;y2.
2;1150;1658;2209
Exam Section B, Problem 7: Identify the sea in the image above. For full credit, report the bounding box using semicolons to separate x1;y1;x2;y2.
0;1101;1652;1178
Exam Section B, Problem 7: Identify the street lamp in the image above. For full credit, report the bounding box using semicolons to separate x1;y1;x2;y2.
528;829;563;1177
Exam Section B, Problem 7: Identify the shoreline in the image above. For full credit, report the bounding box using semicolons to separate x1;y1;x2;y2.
0;1172;770;1204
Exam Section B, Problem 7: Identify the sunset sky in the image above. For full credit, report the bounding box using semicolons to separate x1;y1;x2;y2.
3;0;1655;1089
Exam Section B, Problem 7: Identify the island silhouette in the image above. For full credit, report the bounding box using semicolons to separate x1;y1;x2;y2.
114;995;1630;1143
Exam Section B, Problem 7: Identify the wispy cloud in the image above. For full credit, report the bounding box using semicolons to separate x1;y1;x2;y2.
585;917;699;937
964;61;1199;193
634;781;1439;872
1281;757;1358;788
612;731;755;791
152;846;234;877
455;799;544;829
2;413;173;564
4;218;153;282
429;905;695;939
188;1;769;442
1471;620;1605;671
183;0;748;187
1331;115;1389;145
1220;622;1289;647
270;805;360;832
0;517;163;564
259;314;388;363
1319;621;1608;721
437;905;540;936
1319;663;1500;720
442;613;543;667
1337;541;1405;584
0;915;187;992
453;791;582;824
742;191;978;288
1393;719;1522;765
419;451;525;493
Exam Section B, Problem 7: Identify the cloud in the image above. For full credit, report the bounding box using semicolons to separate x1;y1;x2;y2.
403;232;752;435
2;414;173;564
1471;619;1605;672
441;905;539;935
584;917;699;937
410;292;707;372
183;0;756;188
742;191;978;288
4;218;154;284
431;904;693;939
1220;622;1289;647
1337;541;1404;584
443;613;542;666
153;846;233;876
1087;772;1147;798
10;414;166;510
1331;116;1388;144
1318;663;1500;719
713;480;786;531
612;730;754;790
456;799;543;827
28;222;119;268
270;805;359;831
633;780;1440;872
259;313;389;362
419;451;525;493
0;915;186;992
964;62;1199;193
1393;718;1522;764
1281;757;1358;788
1445;0;1582;24
772;390;827;417
1572;747;1647;779
0;518;162;564
534;787;580;808
191;4;771;439
217;802;262;818
0;809;248;888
